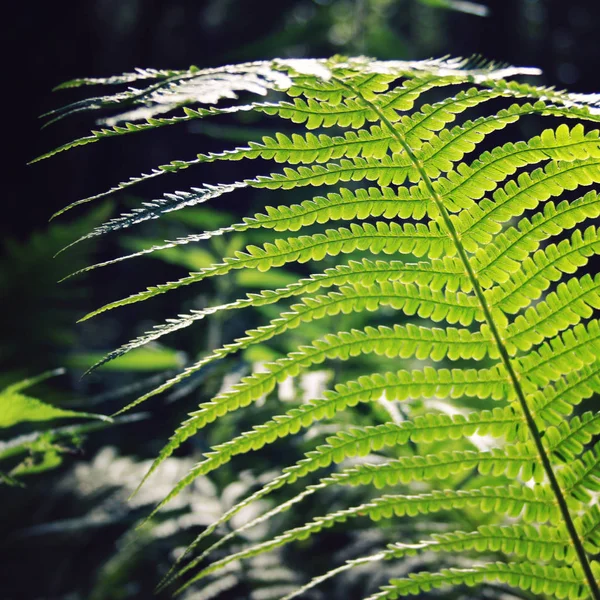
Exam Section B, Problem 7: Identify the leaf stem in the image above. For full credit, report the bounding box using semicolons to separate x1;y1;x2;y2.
339;76;600;599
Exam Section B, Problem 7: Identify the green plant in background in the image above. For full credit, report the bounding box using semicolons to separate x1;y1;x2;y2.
37;56;600;598
0;369;112;485
0;205;115;377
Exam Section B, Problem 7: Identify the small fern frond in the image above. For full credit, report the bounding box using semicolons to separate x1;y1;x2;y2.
175;475;560;594
143;401;518;517
558;441;600;501
368;562;588;600
517;320;600;387
34;101;274;168
164;482;558;593
545;412;600;462
386;522;574;564
283;523;575;600
57;182;246;255
79;221;463;322
115;321;497;420
531;363;600;424
490;226;600;313
504;274;600;351
77;258;465;371
474;191;600;288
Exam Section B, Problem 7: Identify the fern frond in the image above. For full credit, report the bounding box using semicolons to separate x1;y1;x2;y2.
505;274;600;352
246;186;434;228
34;101;275;167
54;66;187;89
244;95;522;170
60;184;438;270
387;523;574;562
204;404;521;481
49;96;598;220
579;505;600;551
44;68;197;123
144;402;519;517
368;562;587;600
434;129;600;216
285;70;393;103
150;394;518;569
489;226;600;313
474;191;600;287
258;74;457;129
84;219;599;323
175;477;558;594
481;76;600;111
44;56;600;600
79;221;460;320
116;321;496;420
517;320;600;386
85;280;479;384
252;116;598;192
78;258;466;369
559;441;600;501
458;152;600;252
545;412;600;462
58;182;246;254
47;92;522;220
283;523;574;600
530;362;600;424
166;483;557;593
334;444;539;486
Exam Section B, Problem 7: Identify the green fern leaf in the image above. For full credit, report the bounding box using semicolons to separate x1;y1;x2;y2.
368;562;587;600
43;56;600;600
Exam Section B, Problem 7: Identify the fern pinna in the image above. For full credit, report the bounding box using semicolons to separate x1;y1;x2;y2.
37;57;600;599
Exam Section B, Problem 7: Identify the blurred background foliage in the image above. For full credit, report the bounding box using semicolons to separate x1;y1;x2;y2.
3;1;600;598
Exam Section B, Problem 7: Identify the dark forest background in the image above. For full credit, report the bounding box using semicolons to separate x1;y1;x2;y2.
9;0;600;239
2;1;600;599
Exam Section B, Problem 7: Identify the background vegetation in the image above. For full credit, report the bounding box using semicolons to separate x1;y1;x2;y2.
3;1;600;598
